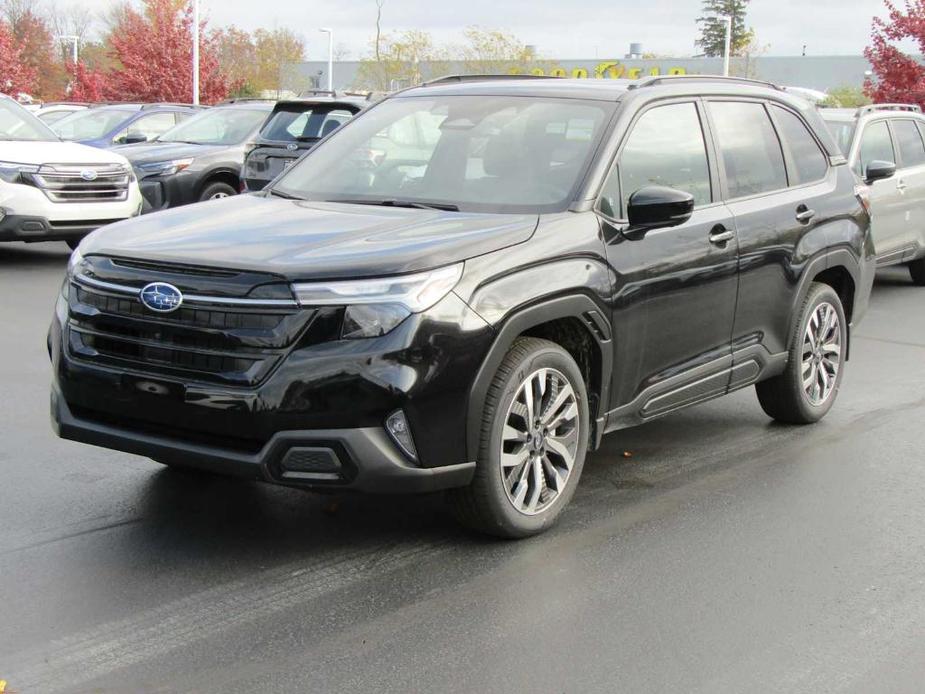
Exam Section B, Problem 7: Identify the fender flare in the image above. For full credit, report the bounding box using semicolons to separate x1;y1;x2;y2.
788;247;861;354
465;294;613;460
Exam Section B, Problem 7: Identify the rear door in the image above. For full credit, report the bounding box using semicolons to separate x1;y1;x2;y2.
600;100;739;419
855;119;905;263
706;99;836;373
887;117;925;262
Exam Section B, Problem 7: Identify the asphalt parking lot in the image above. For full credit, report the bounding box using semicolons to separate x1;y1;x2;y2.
2;241;925;693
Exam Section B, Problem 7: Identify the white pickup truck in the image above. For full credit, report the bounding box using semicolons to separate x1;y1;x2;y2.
1;94;143;249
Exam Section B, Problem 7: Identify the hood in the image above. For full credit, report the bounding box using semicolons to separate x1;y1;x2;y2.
81;194;539;279
114;141;229;166
1;140;131;167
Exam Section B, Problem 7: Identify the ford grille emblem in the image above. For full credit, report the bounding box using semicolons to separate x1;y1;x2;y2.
286;143;298;151
140;282;183;313
79;169;98;181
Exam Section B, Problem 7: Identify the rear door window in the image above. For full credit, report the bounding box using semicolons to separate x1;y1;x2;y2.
770;105;829;184
891;119;925;168
857;121;896;176
708;101;787;198
262;106;356;142
599;101;712;218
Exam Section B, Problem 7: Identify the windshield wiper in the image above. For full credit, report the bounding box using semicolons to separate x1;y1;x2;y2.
267;188;303;200
328;198;459;212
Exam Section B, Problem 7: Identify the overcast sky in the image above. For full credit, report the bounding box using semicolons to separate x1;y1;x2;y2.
81;0;892;61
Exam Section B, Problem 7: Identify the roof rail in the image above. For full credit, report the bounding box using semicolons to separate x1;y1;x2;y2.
217;97;277;105
140;102;201;110
420;73;559;87
297;89;337;98
857;103;922;116
627;74;783;91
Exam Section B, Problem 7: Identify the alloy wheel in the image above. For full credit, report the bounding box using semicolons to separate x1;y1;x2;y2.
500;368;580;515
801;301;841;405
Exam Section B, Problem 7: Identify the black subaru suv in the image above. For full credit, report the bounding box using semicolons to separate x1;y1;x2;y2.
241;96;369;192
50;75;878;538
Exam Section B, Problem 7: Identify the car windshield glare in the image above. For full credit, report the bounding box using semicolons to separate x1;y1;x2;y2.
271;95;615;214
158;108;269;145
52;109;134;140
0;99;58;141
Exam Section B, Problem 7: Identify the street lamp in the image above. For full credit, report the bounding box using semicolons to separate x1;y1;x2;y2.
319;28;334;92
721;15;732;77
192;0;200;105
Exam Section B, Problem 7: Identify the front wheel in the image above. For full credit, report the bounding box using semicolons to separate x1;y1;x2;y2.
909;257;925;286
448;337;590;538
199;182;237;202
756;282;847;424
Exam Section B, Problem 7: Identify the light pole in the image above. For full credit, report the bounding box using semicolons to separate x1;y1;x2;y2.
319;28;334;92
721;15;732;77
192;0;200;105
56;35;79;64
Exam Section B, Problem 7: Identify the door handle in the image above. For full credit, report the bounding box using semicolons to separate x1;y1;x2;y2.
708;226;735;245
896;180;907;192
795;206;816;223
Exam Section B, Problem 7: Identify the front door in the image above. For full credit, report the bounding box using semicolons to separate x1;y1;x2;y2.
856;119;906;264
599;100;739;424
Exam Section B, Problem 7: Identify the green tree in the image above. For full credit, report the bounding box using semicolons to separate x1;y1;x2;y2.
460;26;536;75
253;27;305;94
696;0;754;58
354;30;448;91
823;85;871;108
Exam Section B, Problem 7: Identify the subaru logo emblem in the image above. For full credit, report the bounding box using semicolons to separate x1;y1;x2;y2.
139;282;183;313
79;169;98;181
286;143;298;151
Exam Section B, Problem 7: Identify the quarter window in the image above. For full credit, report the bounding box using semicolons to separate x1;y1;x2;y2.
708;101;787;198
771;106;828;184
600;102;711;218
857;121;895;176
891;119;925;167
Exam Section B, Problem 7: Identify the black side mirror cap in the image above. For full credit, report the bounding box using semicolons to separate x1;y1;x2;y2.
865;160;896;184
627;185;695;232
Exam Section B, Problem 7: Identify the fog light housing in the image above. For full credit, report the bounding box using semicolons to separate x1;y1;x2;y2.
385;409;418;463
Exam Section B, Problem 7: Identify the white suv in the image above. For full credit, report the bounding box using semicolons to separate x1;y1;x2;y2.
822;104;925;285
1;94;142;249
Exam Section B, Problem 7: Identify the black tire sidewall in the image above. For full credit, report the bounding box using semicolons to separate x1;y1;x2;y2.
199;182;237;202
478;341;590;538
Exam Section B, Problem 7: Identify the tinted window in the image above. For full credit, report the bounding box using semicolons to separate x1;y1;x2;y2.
262;106;355;142
157;107;269;145
709;101;787;198
771;106;828;184
600;102;711;218
273;96;614;214
858;121;895;176
892;119;925;167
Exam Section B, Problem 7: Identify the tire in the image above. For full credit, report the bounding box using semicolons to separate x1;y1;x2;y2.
448;337;590;539
198;181;237;202
756;282;847;424
910;258;925;286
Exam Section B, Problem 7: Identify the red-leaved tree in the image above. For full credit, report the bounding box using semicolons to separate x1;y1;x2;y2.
103;0;231;104
0;20;36;97
866;0;925;107
67;61;110;102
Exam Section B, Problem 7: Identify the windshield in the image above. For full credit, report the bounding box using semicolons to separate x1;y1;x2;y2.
823;119;856;156
272;95;615;214
159;107;268;145
52;108;134;140
261;105;355;143
0;99;58;141
38;109;81;125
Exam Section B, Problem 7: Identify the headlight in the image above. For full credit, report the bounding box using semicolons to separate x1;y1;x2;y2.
0;161;40;184
137;158;194;177
292;264;463;339
67;245;84;276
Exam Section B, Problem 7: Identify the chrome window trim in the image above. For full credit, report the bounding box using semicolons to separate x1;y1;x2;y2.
74;274;299;308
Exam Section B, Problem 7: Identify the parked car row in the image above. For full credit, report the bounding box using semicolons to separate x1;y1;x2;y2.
48;74;900;538
0;93;370;247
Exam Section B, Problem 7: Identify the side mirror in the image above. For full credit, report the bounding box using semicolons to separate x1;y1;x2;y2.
122;133;148;145
627;185;695;232
865;160;896;184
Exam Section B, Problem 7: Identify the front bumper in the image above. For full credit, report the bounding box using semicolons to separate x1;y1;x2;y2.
137;171;199;212
0;213;124;242
51;389;475;493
